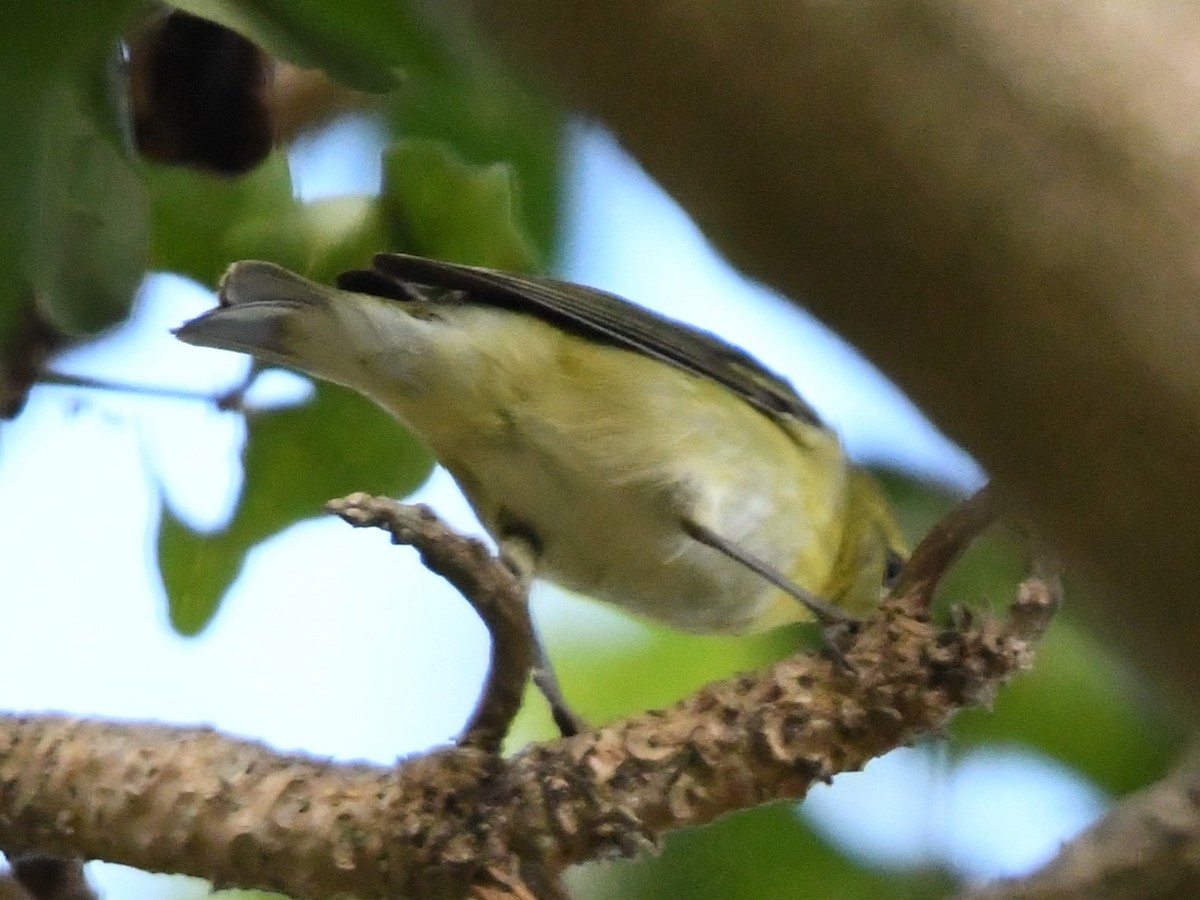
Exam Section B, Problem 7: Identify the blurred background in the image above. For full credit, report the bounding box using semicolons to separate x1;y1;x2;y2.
0;6;1185;898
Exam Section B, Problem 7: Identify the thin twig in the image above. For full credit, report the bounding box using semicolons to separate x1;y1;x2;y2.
34;368;261;413
326;493;536;752
890;484;1002;613
35;370;221;404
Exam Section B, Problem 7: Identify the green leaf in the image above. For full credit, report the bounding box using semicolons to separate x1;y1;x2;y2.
27;79;149;334
381;139;541;271
301;195;388;280
0;10;148;343
246;194;388;284
364;4;565;261
0;4;140;76
159;382;432;635
170;0;441;92
149;154;391;289
146;151;297;287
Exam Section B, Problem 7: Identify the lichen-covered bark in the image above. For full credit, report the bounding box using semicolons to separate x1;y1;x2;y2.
0;584;1051;898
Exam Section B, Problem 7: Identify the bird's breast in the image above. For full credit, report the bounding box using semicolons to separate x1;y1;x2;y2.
395;311;847;634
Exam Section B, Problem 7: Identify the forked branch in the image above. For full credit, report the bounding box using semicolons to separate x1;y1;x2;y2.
0;488;1056;898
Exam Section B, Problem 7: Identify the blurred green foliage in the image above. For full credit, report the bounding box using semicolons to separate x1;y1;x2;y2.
0;4;148;342
0;3;1187;899
158;381;431;634
382;139;541;271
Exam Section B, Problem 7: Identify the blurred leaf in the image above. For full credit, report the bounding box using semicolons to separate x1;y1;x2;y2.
384;59;564;260
149;155;389;286
569;803;954;900
171;0;441;91
0;7;147;343
146;151;296;286
0;4;139;76
28;78;149;334
171;0;565;257
284;194;388;283
159;382;432;634
381;139;541;271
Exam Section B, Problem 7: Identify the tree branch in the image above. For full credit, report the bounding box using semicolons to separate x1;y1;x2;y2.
447;0;1200;707
325;494;536;753
0;495;1055;898
959;743;1200;900
891;484;1000;612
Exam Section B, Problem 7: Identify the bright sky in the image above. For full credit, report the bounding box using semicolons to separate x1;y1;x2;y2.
0;118;1101;897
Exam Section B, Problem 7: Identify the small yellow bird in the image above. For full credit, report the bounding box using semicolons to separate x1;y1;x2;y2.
176;254;905;635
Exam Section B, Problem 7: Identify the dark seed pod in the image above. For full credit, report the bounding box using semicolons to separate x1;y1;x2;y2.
128;9;273;175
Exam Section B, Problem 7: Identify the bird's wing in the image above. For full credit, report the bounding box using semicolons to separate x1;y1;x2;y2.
336;252;826;430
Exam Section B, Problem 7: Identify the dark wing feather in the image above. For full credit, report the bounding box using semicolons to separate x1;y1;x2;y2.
336;252;825;430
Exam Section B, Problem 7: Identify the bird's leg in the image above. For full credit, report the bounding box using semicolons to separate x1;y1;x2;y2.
681;518;858;670
500;535;588;737
680;518;853;626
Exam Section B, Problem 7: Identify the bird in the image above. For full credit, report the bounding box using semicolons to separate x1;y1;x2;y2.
175;253;906;639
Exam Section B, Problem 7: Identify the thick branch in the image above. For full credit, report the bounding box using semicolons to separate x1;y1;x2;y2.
450;0;1200;706
0;580;1053;898
959;744;1200;900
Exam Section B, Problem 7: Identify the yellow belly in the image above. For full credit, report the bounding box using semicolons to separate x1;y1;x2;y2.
397;309;851;634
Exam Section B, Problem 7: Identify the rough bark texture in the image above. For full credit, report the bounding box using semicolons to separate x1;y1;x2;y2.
0;583;1052;898
450;0;1200;707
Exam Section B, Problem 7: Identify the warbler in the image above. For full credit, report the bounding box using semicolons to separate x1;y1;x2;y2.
175;254;905;634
